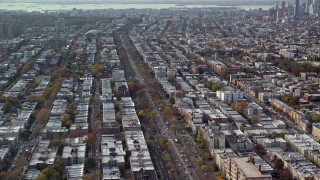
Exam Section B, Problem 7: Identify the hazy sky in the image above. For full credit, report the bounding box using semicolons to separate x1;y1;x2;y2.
1;0;277;1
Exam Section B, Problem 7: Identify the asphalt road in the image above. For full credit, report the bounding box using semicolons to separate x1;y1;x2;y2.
117;34;173;180
118;33;199;180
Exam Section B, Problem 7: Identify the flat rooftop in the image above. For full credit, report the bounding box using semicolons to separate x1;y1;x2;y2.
232;157;271;178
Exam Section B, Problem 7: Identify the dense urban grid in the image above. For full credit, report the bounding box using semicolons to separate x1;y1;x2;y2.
0;0;320;180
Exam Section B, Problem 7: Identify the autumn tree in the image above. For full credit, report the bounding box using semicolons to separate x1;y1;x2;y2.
2;100;12;113
66;102;77;119
158;137;168;151
61;114;72;129
84;133;97;149
255;144;266;155
92;121;101;133
215;172;225;180
280;167;292;180
170;124;177;135
281;96;300;108
20;59;36;75
128;82;141;92
5;170;21;180
36;108;50;122
50;67;70;80
42;86;52;99
115;111;122;122
91;64;104;78
146;111;157;122
82;171;100;180
50;139;68;155
42;78;63;100
27;96;45;105
163;106;173;119
231;102;248;115
34;124;42;137
274;157;284;171
36;164;65;180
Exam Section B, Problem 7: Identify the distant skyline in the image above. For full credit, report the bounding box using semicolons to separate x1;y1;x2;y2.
0;0;286;6
0;0;286;2
0;0;288;12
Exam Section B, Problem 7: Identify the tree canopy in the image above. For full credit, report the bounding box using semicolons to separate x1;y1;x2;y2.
274;157;284;170
91;64;104;78
312;113;320;122
36;108;50;122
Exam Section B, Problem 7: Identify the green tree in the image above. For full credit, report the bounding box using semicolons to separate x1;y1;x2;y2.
169;97;175;104
61;114;72;129
197;132;207;149
211;83;222;91
196;159;204;166
85;157;96;170
200;165;208;172
312;113;320;122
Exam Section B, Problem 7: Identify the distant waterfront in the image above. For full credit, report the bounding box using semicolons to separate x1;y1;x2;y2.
0;3;274;12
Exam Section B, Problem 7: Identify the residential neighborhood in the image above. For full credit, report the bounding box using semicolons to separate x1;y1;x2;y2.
0;0;320;180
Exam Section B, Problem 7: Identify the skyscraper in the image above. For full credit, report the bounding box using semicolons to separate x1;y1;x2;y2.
276;1;279;22
313;0;319;13
282;1;286;9
0;23;20;37
55;18;65;32
295;0;300;19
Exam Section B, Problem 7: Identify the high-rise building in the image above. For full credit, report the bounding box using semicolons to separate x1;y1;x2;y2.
301;1;308;14
8;24;20;37
313;0;319;13
282;1;286;9
0;23;20;37
276;1;279;22
55;18;65;32
0;24;6;37
295;0;300;19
